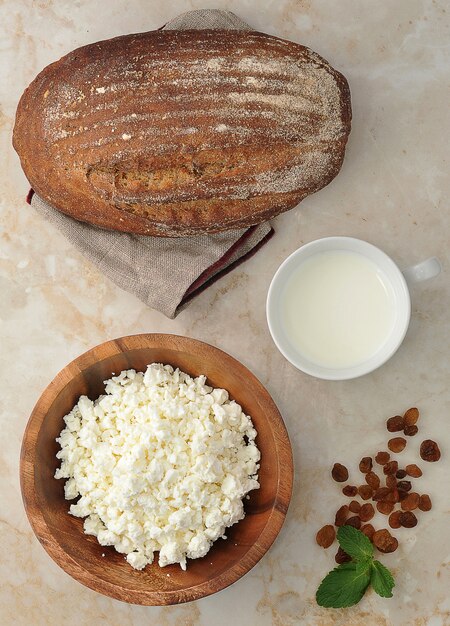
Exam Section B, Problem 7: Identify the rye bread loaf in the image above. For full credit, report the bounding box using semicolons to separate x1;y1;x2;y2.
13;29;351;236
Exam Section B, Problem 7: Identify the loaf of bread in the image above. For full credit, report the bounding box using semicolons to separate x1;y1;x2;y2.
13;29;351;236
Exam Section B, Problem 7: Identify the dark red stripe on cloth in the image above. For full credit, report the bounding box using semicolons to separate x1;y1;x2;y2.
181;225;275;308
26;188;35;204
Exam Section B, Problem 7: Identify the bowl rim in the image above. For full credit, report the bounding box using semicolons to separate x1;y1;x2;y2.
20;333;293;605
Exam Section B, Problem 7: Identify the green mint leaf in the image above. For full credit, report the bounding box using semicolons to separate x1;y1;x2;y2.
316;561;371;608
336;526;374;562
371;560;395;598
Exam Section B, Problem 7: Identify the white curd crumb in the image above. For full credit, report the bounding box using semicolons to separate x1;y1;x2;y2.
55;363;260;571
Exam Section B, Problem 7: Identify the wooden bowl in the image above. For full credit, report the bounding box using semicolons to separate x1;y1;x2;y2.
20;334;293;605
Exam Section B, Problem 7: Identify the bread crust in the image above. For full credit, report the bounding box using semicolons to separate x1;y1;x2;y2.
13;29;351;236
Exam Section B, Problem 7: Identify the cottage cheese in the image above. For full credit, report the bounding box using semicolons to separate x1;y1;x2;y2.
55;363;260;570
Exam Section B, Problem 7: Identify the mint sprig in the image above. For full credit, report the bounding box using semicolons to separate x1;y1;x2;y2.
336;525;374;561
316;560;371;608
370;560;395;598
316;526;395;608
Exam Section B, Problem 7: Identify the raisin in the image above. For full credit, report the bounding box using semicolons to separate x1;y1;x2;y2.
387;415;404;432
401;492;420;511
405;464;422;478
388;437;407;453
383;461;398;475
399;511;418;528
419;494;432;511
361;523;375;541
385;488;400;504
389;510;402;529
342;485;358;497
386;475;397;489
365;471;380;490
375;451;390;465
373;487;391;501
398;489;409;502
396;469;407;479
404;425;418;437
379;488;399;504
335;505;349;526
359;503;375;522
332;463;349;482
404;407;419;426
358;485;373;500
335;547;352;564
345;516;361;529
397;480;411;492
377;500;395;515
316;525;336;548
359;457;373;473
373;529;399;553
349;500;361;513
420;440;441;462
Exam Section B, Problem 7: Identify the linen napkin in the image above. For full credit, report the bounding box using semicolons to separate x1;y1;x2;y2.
28;9;274;318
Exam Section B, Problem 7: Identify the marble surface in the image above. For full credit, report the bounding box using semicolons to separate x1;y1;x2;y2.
1;1;449;624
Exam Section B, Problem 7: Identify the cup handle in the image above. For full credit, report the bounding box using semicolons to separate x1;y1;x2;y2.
402;257;441;286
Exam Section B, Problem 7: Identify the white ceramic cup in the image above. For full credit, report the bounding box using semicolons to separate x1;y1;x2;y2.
266;237;441;380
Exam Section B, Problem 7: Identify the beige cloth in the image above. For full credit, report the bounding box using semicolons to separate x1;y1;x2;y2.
30;9;274;318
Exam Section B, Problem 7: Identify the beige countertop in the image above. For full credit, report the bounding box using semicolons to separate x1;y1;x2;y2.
0;1;449;624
